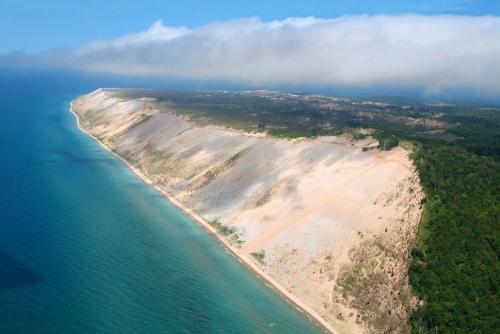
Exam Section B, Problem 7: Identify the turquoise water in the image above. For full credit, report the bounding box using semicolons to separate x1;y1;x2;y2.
0;71;322;333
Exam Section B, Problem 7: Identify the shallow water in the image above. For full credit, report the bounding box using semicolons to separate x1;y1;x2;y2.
0;71;322;333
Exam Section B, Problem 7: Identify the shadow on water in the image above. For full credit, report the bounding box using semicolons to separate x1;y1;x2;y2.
46;113;63;124
0;249;41;290
45;148;115;163
27;148;115;168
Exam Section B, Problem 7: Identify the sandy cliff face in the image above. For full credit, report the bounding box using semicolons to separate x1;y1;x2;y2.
73;89;423;334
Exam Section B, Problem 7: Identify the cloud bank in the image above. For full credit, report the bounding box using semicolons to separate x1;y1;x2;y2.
3;15;500;95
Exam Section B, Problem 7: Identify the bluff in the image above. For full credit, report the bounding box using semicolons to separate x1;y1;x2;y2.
72;89;423;333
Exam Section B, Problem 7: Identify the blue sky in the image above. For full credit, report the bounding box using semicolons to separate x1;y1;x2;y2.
1;0;499;53
2;1;500;99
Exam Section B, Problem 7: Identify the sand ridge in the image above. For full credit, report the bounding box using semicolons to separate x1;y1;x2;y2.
71;89;423;334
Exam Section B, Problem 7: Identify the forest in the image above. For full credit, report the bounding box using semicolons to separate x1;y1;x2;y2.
408;114;499;333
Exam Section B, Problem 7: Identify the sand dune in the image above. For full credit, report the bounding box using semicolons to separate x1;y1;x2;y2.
72;89;423;334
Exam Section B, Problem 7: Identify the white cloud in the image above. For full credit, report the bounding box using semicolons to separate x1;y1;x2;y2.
3;15;500;96
81;20;190;51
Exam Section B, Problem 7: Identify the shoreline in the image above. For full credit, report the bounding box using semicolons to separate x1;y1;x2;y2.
69;101;338;334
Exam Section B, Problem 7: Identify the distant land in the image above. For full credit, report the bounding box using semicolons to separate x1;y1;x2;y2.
71;88;499;333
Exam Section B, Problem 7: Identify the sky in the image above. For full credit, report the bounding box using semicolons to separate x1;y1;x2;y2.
2;0;499;53
1;1;500;99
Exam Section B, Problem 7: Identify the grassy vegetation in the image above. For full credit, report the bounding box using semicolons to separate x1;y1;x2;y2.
229;234;244;247
208;219;235;236
250;250;266;265
128;113;153;130
207;220;244;247
190;149;248;191
120;89;462;140
374;131;400;150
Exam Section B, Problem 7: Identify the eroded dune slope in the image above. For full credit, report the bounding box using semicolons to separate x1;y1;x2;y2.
72;89;423;334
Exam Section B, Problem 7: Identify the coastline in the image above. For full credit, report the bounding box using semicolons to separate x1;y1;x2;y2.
69;101;338;334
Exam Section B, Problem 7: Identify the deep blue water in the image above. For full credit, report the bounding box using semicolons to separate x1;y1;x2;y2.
0;71;321;333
